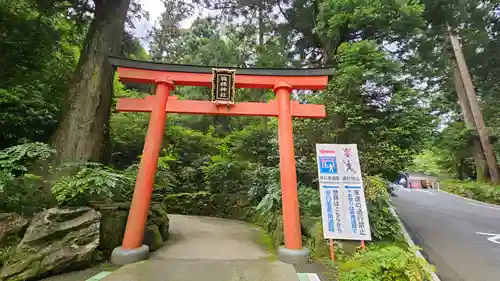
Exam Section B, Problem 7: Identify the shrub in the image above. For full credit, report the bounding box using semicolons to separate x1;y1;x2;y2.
201;154;249;194
161;191;250;219
51;162;134;206
441;179;500;204
247;164;280;205
338;244;434;281
364;176;401;241
0;171;52;215
0;142;54;174
161;191;215;215
298;184;321;217
0;142;55;214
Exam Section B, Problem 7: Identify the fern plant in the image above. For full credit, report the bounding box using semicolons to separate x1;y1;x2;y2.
338;245;435;281
52;162;133;206
0;142;54;173
0;143;55;214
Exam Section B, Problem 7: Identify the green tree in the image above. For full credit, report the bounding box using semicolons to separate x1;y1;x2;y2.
0;0;84;149
52;0;132;164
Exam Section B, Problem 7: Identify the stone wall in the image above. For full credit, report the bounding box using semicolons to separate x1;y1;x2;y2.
160;191;251;220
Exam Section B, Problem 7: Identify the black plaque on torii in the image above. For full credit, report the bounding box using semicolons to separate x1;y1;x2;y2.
211;68;235;105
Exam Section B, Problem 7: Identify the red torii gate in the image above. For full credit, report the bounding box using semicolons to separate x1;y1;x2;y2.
109;57;332;265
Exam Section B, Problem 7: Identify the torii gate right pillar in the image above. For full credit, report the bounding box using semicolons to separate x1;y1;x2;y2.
274;82;309;263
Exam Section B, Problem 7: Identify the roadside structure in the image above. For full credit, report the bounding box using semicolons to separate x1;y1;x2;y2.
396;172;440;189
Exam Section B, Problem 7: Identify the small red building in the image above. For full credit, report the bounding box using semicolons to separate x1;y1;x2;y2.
397;172;439;189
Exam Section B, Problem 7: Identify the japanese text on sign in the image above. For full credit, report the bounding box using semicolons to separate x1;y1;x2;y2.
211;68;235;104
315;144;372;241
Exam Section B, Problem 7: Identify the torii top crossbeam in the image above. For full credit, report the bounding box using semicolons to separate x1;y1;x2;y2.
111;57;332;118
109;56;333;266
110;56;334;90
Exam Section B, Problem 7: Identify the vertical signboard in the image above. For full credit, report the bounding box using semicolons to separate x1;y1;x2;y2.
211;68;236;104
315;144;372;241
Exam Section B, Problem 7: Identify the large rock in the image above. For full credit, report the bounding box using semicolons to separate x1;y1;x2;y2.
0;213;28;247
92;202;170;257
93;204;129;257
0;207;101;281
142;225;163;252
149;203;169;241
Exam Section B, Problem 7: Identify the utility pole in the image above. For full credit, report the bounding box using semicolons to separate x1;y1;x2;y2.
449;53;488;182
447;24;500;184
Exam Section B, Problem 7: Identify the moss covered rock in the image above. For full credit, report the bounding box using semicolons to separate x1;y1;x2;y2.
0;213;28;247
0;207;101;281
149;203;169;241
0;213;29;269
92;202;170;256
143;225;163;252
95;205;129;257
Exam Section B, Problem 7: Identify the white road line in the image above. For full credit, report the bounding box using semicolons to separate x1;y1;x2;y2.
417;190;434;195
467;202;500;211
86;272;111;281
476;232;500;244
297;273;321;281
307;273;321;281
405;189;434;195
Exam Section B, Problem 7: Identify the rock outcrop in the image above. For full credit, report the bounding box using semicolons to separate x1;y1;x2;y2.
149;203;169;241
92;203;129;257
0;213;29;269
143;225;163;252
0;207;101;281
92;202;169;256
0;213;28;247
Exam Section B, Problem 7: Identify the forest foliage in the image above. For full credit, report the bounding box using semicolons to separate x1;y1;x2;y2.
2;0;500;280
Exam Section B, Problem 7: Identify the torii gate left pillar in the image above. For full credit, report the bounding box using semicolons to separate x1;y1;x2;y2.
108;57;330;266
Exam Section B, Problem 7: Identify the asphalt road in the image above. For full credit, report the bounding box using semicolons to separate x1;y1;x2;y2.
392;188;500;281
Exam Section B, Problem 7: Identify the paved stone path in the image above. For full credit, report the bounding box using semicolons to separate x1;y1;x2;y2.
43;215;330;281
101;215;300;281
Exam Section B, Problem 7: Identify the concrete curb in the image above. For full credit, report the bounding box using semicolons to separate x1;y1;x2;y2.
389;207;441;281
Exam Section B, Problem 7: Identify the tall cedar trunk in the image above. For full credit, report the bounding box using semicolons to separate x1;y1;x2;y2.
52;0;131;163
258;0;268;132
448;24;500;184
256;0;269;168
449;52;489;182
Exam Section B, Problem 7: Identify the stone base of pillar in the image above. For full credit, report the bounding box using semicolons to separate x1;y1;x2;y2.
277;246;309;265
111;245;149;265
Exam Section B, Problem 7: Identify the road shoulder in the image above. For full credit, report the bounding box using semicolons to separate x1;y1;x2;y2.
389;207;441;281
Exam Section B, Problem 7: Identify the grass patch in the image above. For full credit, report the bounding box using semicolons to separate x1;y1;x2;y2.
441;179;500;205
99;262;119;272
255;228;279;261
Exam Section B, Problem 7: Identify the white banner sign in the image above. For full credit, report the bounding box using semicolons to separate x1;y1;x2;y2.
315;143;372;241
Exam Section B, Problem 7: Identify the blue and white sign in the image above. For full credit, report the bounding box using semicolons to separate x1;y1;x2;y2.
318;156;338;174
316;144;372;241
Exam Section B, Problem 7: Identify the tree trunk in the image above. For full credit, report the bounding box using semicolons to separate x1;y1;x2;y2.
449;52;489;182
448;24;500;184
257;0;268;131
52;0;131;163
